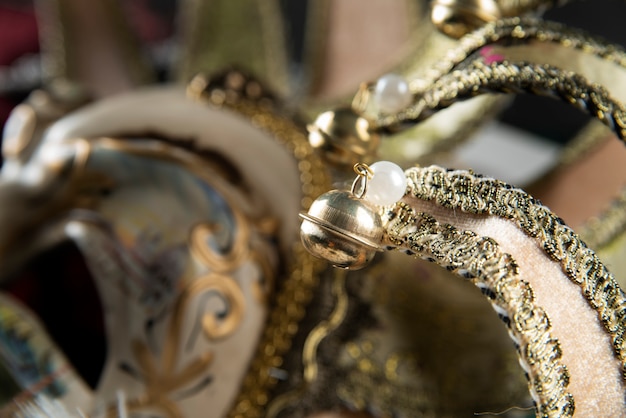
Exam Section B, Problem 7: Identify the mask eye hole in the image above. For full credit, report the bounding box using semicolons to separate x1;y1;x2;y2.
3;241;106;389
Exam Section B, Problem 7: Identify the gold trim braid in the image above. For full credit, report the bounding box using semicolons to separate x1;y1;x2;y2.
364;16;626;132
402;166;626;379
383;202;573;417
377;61;626;139
392;16;626;98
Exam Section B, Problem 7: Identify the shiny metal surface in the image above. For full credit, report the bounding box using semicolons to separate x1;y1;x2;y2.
300;190;383;270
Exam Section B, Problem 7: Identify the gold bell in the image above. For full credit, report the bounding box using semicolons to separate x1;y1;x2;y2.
299;164;384;270
307;107;379;167
431;0;501;38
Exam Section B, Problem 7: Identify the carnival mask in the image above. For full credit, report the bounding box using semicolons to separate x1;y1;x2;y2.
1;1;626;418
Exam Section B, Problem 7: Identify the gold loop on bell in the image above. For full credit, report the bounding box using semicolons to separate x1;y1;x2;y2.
351;163;373;198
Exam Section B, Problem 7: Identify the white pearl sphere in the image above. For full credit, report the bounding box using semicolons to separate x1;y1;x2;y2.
373;74;412;114
364;161;407;206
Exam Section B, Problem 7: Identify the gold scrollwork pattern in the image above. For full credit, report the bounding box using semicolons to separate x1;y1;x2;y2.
95;139;259;417
402;165;626;380
109;271;247;418
383;201;573;417
109;269;247;417
191;221;250;274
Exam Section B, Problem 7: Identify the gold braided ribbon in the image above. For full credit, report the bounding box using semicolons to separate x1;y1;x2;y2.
358;17;626;139
390;61;626;139
383;201;574;417
397;165;626;380
406;16;626;97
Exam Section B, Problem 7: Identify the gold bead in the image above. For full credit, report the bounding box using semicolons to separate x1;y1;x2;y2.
307;107;379;167
431;0;501;39
299;190;383;270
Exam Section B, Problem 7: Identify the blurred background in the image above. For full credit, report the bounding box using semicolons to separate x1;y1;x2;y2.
2;0;626;144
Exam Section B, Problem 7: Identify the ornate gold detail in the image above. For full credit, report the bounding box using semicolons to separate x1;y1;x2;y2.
191;218;250;274
431;0;569;38
416;16;626;96
402;165;626;381
111;237;248;416
80;136;255;417
353;17;626;131
185;274;246;342
384;202;573;417
377;61;626;139
186;71;332;418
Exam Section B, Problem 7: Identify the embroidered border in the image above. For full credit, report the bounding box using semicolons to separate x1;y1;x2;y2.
402;166;626;381
384;202;574;417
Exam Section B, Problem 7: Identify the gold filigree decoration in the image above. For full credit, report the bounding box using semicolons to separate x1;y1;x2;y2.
84;137;255;416
191;211;277;307
403;165;626;380
107;272;244;418
191;217;251;275
383;202;573;417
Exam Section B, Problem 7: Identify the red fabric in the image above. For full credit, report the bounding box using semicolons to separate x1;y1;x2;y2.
0;6;39;125
0;6;39;65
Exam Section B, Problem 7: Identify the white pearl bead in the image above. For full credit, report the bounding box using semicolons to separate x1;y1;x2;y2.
373;74;412;114
364;161;407;206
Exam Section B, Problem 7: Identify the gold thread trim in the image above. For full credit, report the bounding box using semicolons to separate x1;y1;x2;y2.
368;17;626;131
377;61;626;140
410;16;626;97
403;165;626;381
383;202;573;417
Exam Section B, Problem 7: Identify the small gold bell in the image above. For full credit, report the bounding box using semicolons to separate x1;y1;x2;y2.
431;0;501;38
300;189;383;270
299;162;401;270
307;107;379;167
